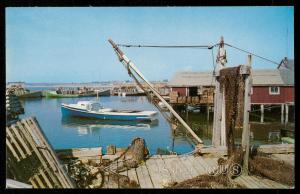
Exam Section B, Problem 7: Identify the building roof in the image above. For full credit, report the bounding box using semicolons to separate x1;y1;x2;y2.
168;65;294;87
168;71;216;87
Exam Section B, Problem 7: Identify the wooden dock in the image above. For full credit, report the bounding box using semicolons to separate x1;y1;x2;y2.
233;175;292;189
104;154;292;189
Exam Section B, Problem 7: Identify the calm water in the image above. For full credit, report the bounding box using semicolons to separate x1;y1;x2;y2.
20;96;196;154
19;94;293;155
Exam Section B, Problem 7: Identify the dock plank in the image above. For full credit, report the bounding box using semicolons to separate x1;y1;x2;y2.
179;155;200;177
136;164;154;188
127;168;139;186
203;157;219;169
185;155;208;175
233;175;290;189
262;178;291;189
245;176;264;188
145;158;165;188
162;155;193;183
234;175;258;188
153;156;173;186
250;176;271;189
194;156;212;173
119;168;139;186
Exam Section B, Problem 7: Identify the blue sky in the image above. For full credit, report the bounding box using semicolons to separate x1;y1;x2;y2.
6;7;294;83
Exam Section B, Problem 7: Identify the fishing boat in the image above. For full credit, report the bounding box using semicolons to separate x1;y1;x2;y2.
45;89;111;98
45;91;79;98
18;91;43;98
6;85;43;98
61;101;158;121
78;89;111;97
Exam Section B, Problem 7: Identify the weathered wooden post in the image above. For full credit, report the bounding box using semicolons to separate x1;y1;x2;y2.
241;55;252;175
212;36;227;147
207;105;210;122
281;104;284;124
260;104;264;123
285;104;289;124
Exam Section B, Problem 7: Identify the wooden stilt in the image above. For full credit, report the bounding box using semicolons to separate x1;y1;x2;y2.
220;87;226;146
212;78;222;147
241;55;252;175
285;104;289;124
281;104;284;124
207;105;210;122
260;104;264;123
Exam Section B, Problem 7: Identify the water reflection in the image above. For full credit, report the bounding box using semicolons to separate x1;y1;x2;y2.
178;110;292;145
61;117;159;136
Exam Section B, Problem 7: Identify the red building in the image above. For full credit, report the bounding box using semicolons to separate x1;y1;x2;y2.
168;59;294;123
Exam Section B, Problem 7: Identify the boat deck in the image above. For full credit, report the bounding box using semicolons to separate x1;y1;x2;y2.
103;154;292;189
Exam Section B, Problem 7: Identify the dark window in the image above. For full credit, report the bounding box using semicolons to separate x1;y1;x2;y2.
189;87;198;96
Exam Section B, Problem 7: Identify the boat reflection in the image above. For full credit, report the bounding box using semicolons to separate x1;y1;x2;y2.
61;117;159;135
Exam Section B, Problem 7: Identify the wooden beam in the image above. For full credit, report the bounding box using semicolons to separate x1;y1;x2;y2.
281;104;284;124
108;39;203;144
198;146;227;155
260;104;264;123
241;55;252;175
257;144;294;154
285;104;289;124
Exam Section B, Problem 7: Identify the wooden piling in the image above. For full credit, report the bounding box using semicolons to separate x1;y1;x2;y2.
281;104;284;124
260;104;264;123
241;55;252;175
285;104;289;124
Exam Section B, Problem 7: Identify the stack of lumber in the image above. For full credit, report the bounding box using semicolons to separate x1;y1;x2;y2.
191;96;200;104
177;96;186;103
186;96;192;103
170;91;178;103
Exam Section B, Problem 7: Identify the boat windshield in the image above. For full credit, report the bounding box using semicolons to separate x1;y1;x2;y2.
89;102;103;111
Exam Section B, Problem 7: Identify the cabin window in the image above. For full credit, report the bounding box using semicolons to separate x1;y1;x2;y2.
269;86;280;95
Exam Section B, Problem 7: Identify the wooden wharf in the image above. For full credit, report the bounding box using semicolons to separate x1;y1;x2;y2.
107;154;292;189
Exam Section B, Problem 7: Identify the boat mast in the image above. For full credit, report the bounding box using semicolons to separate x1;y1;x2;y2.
108;39;203;145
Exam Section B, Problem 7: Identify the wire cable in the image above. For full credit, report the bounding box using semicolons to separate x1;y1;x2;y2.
117;44;213;49
118;42;280;66
224;43;280;65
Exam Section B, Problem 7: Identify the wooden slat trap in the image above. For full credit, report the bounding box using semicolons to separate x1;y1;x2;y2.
6;117;75;188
